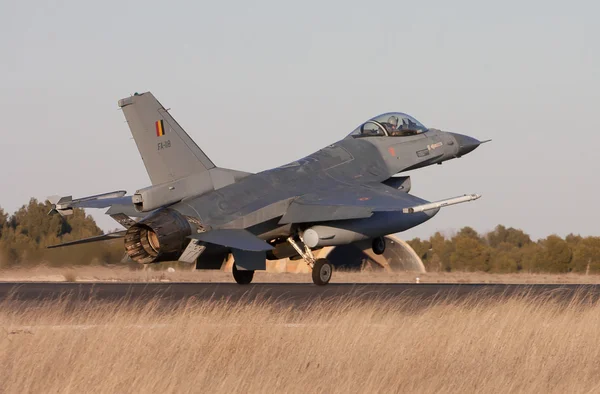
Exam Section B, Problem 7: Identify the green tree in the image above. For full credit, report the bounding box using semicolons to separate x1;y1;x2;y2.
428;232;454;272
456;226;481;241
487;225;532;248
488;242;519;273
0;207;7;267
1;198;107;267
449;235;491;271
406;226;591;274
406;238;431;260
534;235;572;273
519;243;542;272
0;206;7;233
571;237;600;273
565;233;583;247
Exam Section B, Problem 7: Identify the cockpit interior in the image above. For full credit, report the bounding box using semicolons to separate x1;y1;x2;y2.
349;113;428;138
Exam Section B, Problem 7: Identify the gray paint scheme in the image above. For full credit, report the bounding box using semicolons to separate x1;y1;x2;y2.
48;92;486;272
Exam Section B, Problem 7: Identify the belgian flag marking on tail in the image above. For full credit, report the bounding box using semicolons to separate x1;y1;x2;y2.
155;120;165;137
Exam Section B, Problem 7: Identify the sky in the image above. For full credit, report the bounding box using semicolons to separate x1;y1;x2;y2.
1;0;598;241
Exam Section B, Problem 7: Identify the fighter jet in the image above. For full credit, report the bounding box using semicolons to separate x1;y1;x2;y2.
47;92;487;285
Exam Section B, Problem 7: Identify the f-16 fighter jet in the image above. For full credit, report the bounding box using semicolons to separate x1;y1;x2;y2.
48;92;487;285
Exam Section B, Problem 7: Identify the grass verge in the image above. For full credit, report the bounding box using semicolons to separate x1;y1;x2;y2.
2;293;600;393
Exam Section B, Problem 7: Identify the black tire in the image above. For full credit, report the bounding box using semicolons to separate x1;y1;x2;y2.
312;258;333;286
232;264;254;285
372;236;386;255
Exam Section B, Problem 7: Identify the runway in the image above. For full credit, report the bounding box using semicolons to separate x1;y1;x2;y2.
2;282;600;304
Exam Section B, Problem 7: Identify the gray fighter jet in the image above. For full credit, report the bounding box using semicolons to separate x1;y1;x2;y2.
48;92;487;285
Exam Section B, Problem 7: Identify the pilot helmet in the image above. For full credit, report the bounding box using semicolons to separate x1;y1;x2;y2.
387;116;399;129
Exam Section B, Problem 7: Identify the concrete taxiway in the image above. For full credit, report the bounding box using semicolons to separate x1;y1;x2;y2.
1;282;600;305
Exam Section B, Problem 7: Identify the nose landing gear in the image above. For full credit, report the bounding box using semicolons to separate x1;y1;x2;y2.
287;235;333;286
312;258;333;286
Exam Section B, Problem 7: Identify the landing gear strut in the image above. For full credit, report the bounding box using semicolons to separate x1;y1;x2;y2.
232;264;254;285
287;235;333;286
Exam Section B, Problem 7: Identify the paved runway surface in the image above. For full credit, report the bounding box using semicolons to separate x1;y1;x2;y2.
2;282;600;305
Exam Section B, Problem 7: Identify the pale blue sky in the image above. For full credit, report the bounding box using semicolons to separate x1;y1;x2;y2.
1;0;598;240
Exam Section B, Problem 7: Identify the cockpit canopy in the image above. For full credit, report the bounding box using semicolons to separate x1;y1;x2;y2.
349;112;428;137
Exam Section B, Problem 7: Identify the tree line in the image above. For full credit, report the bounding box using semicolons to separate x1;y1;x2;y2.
1;198;599;273
0;198;123;268
407;226;600;273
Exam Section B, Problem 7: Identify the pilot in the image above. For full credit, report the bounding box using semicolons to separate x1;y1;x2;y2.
386;115;403;135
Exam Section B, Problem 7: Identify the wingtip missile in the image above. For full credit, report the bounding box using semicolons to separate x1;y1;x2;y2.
402;194;481;214
46;190;127;216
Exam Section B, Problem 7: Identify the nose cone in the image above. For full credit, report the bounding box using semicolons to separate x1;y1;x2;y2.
449;132;481;157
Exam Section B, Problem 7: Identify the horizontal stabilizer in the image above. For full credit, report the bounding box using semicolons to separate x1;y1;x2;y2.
189;229;274;252
47;231;126;249
47;191;130;216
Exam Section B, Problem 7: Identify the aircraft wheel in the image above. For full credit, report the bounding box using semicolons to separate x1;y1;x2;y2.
312;258;333;286
372;236;386;255
232;264;254;285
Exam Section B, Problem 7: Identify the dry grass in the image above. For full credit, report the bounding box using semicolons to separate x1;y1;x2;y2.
3;265;600;284
3;294;600;393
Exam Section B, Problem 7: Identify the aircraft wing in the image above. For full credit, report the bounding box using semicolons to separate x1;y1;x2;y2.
47;231;127;249
189;229;274;252
279;183;480;224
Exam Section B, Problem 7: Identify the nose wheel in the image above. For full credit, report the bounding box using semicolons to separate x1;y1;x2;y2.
287;235;333;286
312;258;333;285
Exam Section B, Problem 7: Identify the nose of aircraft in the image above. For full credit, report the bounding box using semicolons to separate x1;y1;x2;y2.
448;132;482;157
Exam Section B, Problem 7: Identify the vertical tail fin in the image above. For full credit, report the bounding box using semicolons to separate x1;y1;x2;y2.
118;92;215;185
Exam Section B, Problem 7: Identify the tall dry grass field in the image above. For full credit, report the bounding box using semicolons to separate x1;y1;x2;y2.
2;294;600;393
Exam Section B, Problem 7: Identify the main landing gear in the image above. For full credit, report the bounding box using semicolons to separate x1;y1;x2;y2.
287;235;333;286
372;236;386;255
232;263;254;285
